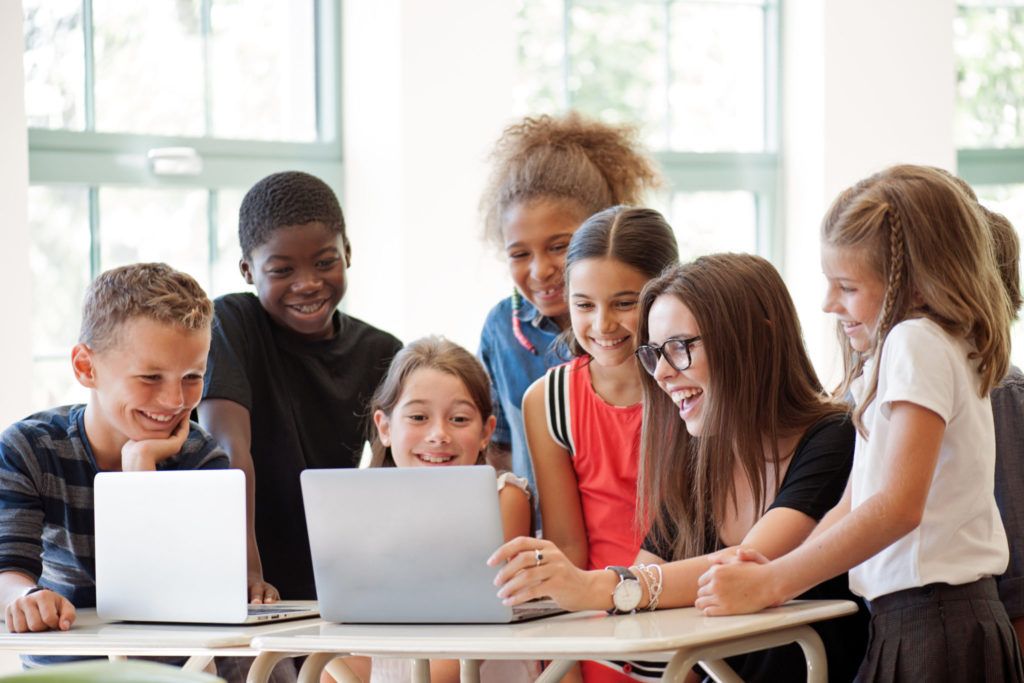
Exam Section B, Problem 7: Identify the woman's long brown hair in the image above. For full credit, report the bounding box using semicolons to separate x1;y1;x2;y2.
637;254;846;560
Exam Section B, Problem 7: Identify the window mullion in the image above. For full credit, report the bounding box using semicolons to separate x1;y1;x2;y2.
208;189;218;290
88;186;100;279
201;0;213;136
82;0;96;131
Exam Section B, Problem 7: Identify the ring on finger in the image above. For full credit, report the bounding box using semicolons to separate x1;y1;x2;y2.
534;549;544;567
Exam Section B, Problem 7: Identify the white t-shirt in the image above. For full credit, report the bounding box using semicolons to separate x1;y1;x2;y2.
849;317;1008;601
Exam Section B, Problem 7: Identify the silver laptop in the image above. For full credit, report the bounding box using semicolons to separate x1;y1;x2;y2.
94;469;318;624
302;465;563;624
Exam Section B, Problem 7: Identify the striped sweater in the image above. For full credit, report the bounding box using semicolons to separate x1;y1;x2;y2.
0;404;228;609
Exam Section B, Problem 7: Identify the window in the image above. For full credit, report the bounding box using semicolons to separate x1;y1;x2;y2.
514;0;781;262
22;0;341;410
955;1;1024;365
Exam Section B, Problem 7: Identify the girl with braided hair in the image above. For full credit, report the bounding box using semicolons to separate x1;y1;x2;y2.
695;165;1023;682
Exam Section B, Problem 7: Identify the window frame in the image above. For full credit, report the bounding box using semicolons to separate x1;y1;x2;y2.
25;0;343;400
549;0;783;263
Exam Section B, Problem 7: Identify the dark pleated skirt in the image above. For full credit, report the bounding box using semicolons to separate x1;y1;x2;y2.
856;578;1024;683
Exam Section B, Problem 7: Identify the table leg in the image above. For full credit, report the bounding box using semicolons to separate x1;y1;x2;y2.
661;624;828;683
325;656;365;683
182;655;214;673
792;624;828;683
460;659;481;683
411;658;430;683
246;652;293;683
536;659;576;683
298;652;350;683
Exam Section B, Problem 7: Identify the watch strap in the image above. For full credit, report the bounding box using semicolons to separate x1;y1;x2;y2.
605;565;640;615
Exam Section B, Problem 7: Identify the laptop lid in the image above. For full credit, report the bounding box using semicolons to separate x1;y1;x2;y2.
95;469;248;623
302;466;515;623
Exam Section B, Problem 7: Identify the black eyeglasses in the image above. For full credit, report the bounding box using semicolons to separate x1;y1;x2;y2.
635;336;702;375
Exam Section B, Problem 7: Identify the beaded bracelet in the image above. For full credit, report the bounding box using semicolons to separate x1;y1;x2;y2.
635;563;664;611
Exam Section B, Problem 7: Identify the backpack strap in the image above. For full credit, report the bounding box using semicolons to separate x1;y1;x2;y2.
543;364;575;456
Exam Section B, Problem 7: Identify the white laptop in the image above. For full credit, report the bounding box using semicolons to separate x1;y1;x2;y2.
94;469;318;624
301;465;563;624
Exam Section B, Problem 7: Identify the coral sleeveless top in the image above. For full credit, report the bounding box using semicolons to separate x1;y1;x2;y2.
545;356;644;570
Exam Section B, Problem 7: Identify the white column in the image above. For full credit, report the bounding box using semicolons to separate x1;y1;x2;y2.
341;1;517;350
0;1;33;426
782;0;956;381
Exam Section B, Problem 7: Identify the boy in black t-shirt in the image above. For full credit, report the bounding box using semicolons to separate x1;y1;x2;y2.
199;171;402;600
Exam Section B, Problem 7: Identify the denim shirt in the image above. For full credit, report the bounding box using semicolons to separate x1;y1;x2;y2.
478;295;564;491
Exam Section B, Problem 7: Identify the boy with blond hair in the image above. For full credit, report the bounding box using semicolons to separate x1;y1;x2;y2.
0;263;227;645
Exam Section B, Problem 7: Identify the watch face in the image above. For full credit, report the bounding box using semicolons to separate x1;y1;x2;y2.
613;577;643;612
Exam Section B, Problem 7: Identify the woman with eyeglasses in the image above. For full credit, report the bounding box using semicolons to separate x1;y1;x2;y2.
491;253;868;682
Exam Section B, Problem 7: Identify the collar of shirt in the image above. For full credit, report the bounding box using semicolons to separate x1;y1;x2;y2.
514;295;562;333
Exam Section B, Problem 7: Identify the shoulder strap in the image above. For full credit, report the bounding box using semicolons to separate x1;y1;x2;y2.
544;364;575;456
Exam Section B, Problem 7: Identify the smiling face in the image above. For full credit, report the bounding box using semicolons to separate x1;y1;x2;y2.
373;368;497;468
74;317;210;462
821;245;886;354
240;221;349;341
646;294;709;436
567;257;650;368
503;199;587;323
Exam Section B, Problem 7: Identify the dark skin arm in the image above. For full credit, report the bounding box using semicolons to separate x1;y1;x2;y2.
197;398;278;603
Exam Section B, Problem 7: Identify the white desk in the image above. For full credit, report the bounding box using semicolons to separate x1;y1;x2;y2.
248;599;858;683
0;605;322;673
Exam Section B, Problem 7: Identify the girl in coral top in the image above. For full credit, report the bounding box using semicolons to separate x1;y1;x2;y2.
521;206;678;683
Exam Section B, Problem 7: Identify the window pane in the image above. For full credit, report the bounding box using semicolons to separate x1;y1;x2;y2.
98;188;210;293
516;0;770;152
974;184;1024;368
567;0;667;147
514;0;565;115
28;186;91;357
668;191;758;260
668;1;766;152
212;189;246;297
208;1;317;141
955;3;1024;148
92;1;205;136
22;0;85;130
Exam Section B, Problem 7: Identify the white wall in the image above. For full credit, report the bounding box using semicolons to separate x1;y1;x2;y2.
0;1;33;426
782;0;956;382
342;0;516;351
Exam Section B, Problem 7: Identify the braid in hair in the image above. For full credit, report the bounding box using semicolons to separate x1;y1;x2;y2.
853;206;907;433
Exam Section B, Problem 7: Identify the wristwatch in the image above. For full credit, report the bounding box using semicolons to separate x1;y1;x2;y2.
606;566;642;614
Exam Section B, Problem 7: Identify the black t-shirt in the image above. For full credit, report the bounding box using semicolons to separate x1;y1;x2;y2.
203;292;402;599
643;413;868;683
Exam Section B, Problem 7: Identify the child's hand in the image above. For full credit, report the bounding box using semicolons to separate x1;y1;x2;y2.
706;546;770;567
4;589;76;632
121;416;191;471
248;575;280;604
488;537;598;612
694;560;780;616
